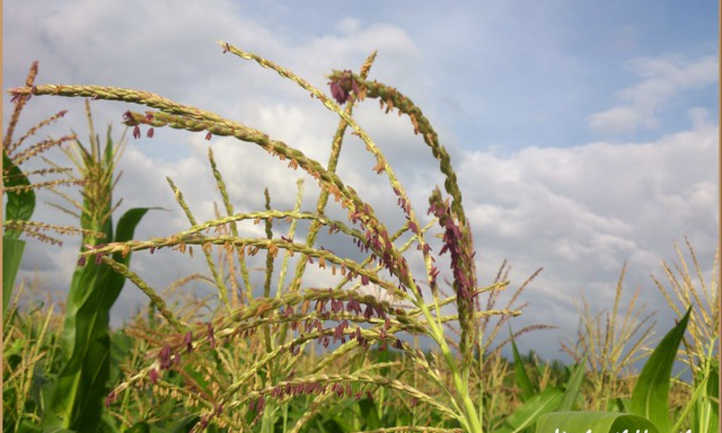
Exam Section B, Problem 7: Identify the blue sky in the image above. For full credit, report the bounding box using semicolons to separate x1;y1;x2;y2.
255;1;719;154
3;1;719;372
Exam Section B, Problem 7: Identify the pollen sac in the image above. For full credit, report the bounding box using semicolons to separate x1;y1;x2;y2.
149;368;159;384
159;345;172;370
184;331;193;353
408;220;419;234
329;81;348;104
207;323;216;349
374;304;386;319
104;391;117;408
363;304;373;320
315;299;327;315
331;299;343;314
346;299;361;315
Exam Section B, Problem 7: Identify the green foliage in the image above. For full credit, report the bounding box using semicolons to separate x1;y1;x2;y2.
510;328;537;403
629;307;691;432
36;104;157;432
43;207;153;432
3;150;35;313
539;307;695;433
3;149;36;236
494;331;589;432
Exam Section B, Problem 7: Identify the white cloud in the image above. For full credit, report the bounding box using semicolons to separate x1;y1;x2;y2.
588;106;656;134
688;106;712;129
588;55;716;134
458;117;717;345
336;17;362;34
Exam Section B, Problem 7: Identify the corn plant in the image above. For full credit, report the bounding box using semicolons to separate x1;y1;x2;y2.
560;260;657;411
467;260;555;431
2;81;160;431
539;239;719;433
3;277;65;433
650;237;719;433
37;98;158;433
2;61;97;315
540;306;693;433
6;41;542;433
651;237;719;379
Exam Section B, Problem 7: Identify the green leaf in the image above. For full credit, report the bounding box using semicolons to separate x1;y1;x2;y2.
16;418;43;433
40;427;77;433
3;236;25;313
104;126;114;167
4;150;36;238
510;326;537;402
320;418;344;433
558;352;587;411
629;306;692;433
5;337;26;357
44;207;156;433
168;415;199;433
99;207;161;311
680;358;719;433
706;359;719;399
3;149;35;314
124;422;150;433
359;397;382;430
496;387;564;433
109;330;133;386
536;411;659;433
98;413;122;433
614;397;631;413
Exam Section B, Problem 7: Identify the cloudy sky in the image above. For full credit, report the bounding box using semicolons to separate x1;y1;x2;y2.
3;1;718;370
